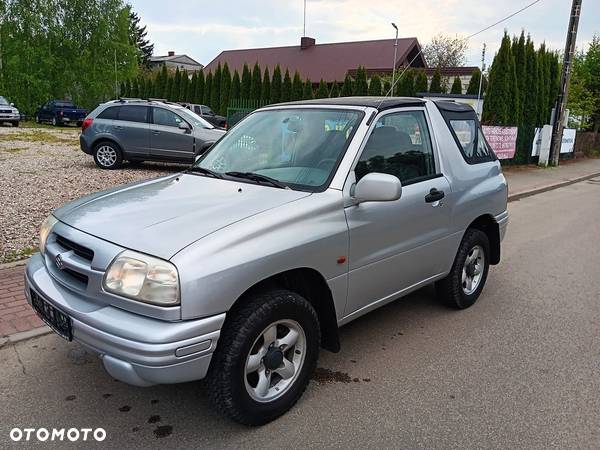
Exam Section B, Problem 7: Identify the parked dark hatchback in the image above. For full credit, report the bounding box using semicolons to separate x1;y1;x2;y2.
35;100;87;126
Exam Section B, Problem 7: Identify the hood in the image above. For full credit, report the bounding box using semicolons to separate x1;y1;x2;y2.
54;174;310;259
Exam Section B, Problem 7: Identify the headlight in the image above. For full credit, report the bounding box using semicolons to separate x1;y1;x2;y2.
39;215;58;254
103;250;180;306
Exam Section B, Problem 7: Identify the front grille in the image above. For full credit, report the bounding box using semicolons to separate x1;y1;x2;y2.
55;234;94;261
62;267;89;285
0;109;11;114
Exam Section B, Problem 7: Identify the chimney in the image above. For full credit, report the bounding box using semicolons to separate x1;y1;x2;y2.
168;51;175;57
300;37;315;50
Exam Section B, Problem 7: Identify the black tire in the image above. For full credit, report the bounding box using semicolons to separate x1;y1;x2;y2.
93;141;123;170
436;228;490;309
12;121;19;127
206;289;320;426
51;117;58;126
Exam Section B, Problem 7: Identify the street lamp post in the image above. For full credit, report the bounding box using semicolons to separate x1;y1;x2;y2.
391;23;398;96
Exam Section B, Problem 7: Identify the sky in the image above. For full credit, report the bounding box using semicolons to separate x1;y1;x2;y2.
128;0;599;69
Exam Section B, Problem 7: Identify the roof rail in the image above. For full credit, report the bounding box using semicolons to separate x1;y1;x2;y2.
117;97;142;102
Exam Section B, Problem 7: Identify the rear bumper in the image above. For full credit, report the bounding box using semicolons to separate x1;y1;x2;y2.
25;253;225;386
79;134;92;154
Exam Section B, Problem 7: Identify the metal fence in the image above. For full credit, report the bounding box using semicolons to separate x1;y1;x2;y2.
226;99;270;128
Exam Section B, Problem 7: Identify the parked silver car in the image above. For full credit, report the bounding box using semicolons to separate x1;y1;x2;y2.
0;96;20;127
79;99;225;169
26;97;508;425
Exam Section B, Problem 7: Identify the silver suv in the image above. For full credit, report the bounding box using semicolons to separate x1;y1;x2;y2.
26;97;508;425
79;99;226;169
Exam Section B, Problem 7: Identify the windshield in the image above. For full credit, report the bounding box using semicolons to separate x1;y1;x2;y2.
195;108;363;191
0;96;8;106
178;107;214;129
55;101;75;108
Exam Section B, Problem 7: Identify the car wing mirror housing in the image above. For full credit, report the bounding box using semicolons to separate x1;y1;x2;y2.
179;122;191;133
353;172;402;203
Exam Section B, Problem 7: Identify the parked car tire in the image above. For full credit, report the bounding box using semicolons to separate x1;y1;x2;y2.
11;121;19;127
206;289;320;426
93;141;123;170
436;228;490;309
51;117;58;126
35;115;41;124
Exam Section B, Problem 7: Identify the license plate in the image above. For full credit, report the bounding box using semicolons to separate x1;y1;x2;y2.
31;290;73;341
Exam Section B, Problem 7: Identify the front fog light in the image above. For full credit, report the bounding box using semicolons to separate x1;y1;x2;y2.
103;250;179;306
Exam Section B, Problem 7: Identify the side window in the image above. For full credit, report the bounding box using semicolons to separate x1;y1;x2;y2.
153;108;185;127
355;110;436;184
449;119;476;157
117;106;148;123
97;106;119;120
448;119;495;163
194;106;201;114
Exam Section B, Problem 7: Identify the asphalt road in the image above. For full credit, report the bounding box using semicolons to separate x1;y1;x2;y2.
1;178;599;449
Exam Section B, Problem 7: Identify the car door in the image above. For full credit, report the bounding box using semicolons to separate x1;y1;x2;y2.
40;102;52;121
150;107;195;161
343;108;453;317
112;105;150;157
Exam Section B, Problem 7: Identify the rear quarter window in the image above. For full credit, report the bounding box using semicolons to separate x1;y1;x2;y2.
97;106;119;120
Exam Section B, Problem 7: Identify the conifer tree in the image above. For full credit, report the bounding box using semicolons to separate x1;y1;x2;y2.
164;75;173;100
450;76;462;94
383;79;392;96
414;70;428;94
270;65;282;103
119;81;126;98
210;64;222;111
172;68;181;101
482;32;519;125
315;79;329;99
261;67;271;103
517;36;540;164
220;63;231;115
396;69;415;96
180;73;189;101
341;74;353;97
466;68;482;95
146;78;154;98
250;62;262;101
291;71;303;101
241;64;251;100
513;31;527;125
368;75;382;96
281;69;292;102
303;79;313;99
329;80;340;98
195;71;205;103
230;70;241;101
189;73;197;102
131;78;139;98
203;72;212;106
429;68;443;93
353;66;368;95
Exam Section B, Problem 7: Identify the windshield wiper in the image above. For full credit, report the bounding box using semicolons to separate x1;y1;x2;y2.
186;166;223;178
224;171;288;189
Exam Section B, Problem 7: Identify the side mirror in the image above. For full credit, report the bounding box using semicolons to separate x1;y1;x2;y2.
10;102;14;107
178;121;191;133
353;173;402;203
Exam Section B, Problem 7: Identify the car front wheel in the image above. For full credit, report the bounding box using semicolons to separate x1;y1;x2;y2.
93;142;123;169
436;228;490;309
206;289;320;426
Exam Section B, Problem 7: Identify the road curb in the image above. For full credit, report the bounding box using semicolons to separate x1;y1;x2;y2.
508;172;600;202
0;326;52;348
0;259;29;270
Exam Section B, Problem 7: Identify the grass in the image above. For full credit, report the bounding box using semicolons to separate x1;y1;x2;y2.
2;246;37;264
1;146;28;153
0;129;76;145
19;121;81;130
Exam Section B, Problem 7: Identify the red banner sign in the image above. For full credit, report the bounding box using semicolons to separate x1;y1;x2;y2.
482;125;518;160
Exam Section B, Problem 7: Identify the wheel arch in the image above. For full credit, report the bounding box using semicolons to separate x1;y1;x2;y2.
227;267;341;353
466;214;500;265
91;137;124;154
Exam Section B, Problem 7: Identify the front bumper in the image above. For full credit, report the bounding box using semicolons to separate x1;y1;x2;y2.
25;253;225;386
495;210;509;242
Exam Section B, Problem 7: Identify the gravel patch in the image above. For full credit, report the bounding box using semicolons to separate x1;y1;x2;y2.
0;125;186;263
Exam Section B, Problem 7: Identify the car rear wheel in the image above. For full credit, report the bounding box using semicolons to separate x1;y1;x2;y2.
93;142;123;170
51;117;58;126
206;289;320;426
436;228;490;309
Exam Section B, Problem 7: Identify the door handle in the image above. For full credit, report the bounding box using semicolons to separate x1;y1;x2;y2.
152;130;161;135
425;188;445;203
